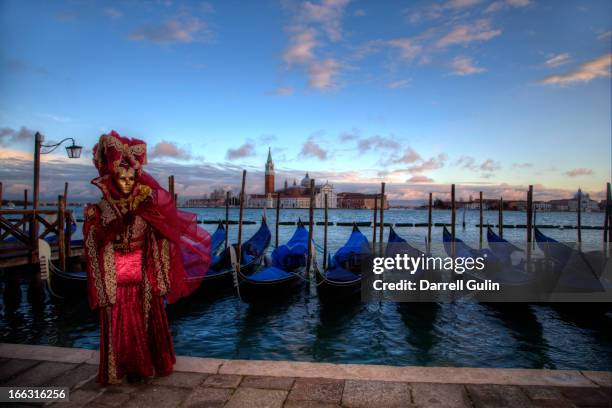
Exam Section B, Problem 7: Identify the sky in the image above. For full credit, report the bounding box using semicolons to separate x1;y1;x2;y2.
0;0;610;203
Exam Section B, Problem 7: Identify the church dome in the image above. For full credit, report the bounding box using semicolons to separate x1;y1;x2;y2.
300;172;311;187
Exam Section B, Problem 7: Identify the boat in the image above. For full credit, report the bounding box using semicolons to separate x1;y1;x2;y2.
199;217;271;292
486;226;524;265
238;220;310;302
316;225;370;301
3;221;80;245
534;227;606;293
38;239;87;300
209;222;227;256
384;226;432;301
442;226;540;301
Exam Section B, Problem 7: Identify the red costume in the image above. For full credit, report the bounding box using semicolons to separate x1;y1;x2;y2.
84;131;211;385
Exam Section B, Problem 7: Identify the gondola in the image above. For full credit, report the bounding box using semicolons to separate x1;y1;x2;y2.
38;239;87;300
4;221;80;246
487;226;524;261
238;220;310;302
209;221;227;256
384;226;433;301
316;224;370;301
534;227;606;293
199;217;271;292
442;226;539;301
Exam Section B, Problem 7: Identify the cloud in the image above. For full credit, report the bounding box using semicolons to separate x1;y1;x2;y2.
392;147;422;164
512;162;533;168
404;153;448;174
150;141;193;161
226;142;256;160
386;79;411;89
387;38;423;61
436;19;502;47
450;56;486;75
357;136;400;154
104;8;123;19
308;59;340;90
302;0;350;41
598;31;612;41
0;126;36;147
129;17;210;44
480;159;501;172
455;155;477;170
545;53;570;67
339;131;359;141
259;134;277;144
407;175;434;183
564;168;593;177
300;136;328;160
354;9;366;17
38;113;73;123
283;28;317;64
271;86;294;96
486;0;530;13
540;54;611;85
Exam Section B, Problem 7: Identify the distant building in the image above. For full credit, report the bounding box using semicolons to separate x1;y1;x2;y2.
247;151;338;208
337;192;389;209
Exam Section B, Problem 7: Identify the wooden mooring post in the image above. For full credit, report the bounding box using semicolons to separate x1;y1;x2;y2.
577;188;582;245
275;192;281;248
225;191;230;249
451;184;456;257
57;195;66;271
479;191;483;249
607;182;612;243
498;197;504;239
372;193;378;251
527;185;533;264
379;182;385;253
323;193;328;270
168;175;175;202
0;182;3;209
236;170;246;275
306;179;315;280
427;192;433;253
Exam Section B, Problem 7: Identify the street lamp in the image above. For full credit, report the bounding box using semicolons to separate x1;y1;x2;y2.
30;132;82;261
33;132;82;210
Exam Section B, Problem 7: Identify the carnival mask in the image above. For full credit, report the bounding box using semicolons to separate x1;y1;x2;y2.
114;167;136;195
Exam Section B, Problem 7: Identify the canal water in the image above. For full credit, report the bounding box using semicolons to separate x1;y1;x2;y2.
1;208;610;371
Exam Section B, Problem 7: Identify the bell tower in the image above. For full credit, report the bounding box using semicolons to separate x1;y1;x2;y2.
265;147;275;194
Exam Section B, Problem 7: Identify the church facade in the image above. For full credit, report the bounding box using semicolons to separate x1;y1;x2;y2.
247;149;338;209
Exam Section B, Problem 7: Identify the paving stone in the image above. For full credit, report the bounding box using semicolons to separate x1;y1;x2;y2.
241;375;295;390
202;374;243;388
283;401;341;408
528;400;577;408
46;363;98;389
224;387;287;408
150;371;207;388
466;384;532;408
182;387;234;408
522;385;566;401
342;380;411;408
5;361;76;386
122;385;188;408
411;383;471;407
50;389;101;407
288;378;344;404
0;358;40;382
581;371;612;388
91;387;132;406
558;386;612;407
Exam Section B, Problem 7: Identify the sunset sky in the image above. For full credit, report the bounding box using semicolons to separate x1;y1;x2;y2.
0;0;610;203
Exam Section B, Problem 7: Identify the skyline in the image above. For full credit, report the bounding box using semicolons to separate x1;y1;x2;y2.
0;0;611;202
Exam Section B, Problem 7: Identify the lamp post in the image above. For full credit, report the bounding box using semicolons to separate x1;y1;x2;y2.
32;132;82;210
30;132;81;261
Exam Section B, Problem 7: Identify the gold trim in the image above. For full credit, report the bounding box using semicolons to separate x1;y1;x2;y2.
103;243;116;304
85;224;106;306
106;308;119;384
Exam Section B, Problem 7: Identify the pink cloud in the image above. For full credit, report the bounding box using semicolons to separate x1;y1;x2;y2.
150;141;193;161
564;168;593;177
300;137;328;160
392;147;422;164
226;142;256;160
541;54;611;85
407;175;434;183
436;20;501;47
308;59;340;90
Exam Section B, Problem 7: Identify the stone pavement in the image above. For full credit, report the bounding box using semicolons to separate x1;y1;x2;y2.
0;344;610;407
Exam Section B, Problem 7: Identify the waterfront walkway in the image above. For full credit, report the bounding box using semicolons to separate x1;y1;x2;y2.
0;343;610;407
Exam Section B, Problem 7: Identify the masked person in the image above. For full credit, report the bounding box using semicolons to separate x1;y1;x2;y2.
84;131;211;385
